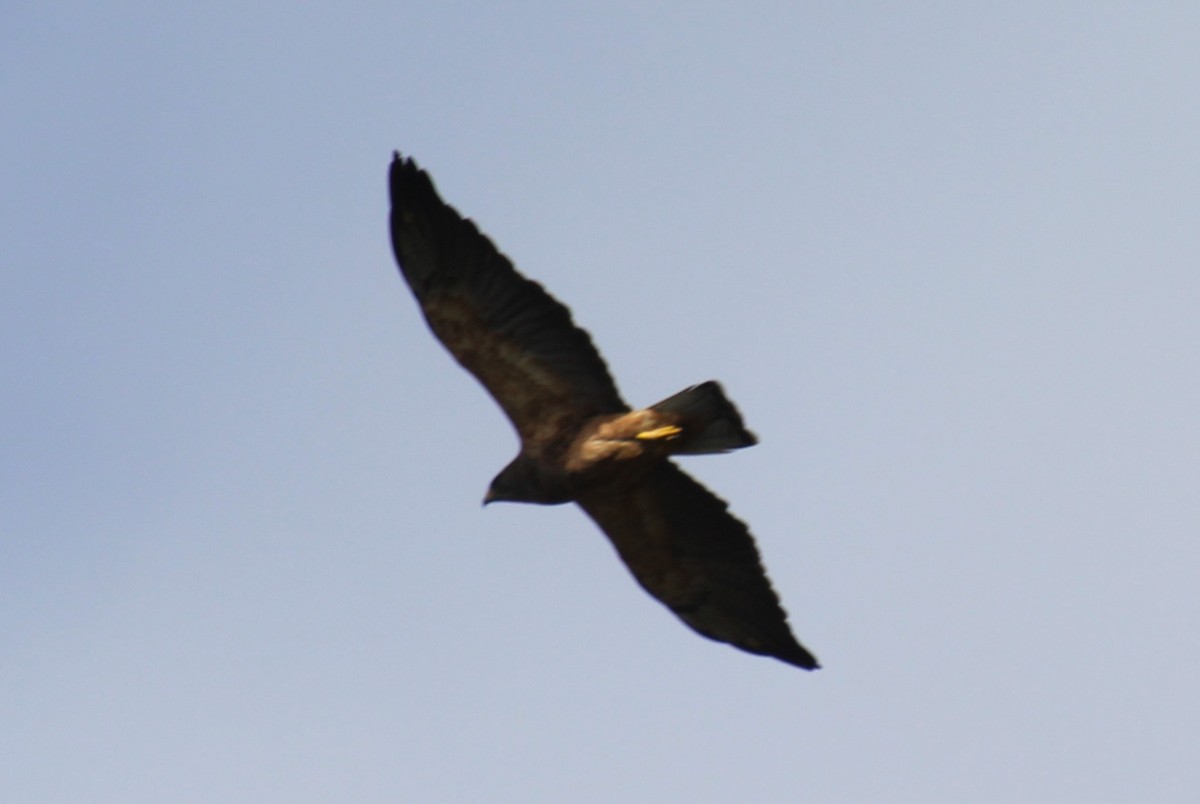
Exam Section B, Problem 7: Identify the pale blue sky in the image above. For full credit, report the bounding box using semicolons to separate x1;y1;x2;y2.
4;3;1199;801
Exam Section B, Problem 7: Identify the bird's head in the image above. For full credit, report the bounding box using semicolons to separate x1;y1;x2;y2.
484;455;571;506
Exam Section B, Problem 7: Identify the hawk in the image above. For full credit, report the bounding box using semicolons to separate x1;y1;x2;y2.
388;153;819;670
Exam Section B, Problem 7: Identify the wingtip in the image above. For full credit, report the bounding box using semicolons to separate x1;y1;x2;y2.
763;634;820;670
391;150;411;170
778;649;821;671
390;151;440;195
390;151;421;177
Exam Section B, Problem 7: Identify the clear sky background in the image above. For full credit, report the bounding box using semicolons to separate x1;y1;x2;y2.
4;3;1198;802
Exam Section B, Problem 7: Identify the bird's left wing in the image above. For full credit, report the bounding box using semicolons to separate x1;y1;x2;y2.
576;461;819;670
389;154;627;444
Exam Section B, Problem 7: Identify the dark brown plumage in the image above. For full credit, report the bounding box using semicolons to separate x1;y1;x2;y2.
388;152;819;670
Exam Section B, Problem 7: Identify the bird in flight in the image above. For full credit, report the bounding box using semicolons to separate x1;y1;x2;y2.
388;153;819;670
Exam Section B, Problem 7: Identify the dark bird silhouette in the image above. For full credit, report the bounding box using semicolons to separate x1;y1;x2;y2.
388;153;819;670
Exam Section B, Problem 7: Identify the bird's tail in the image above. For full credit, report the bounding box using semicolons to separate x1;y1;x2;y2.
649;381;758;454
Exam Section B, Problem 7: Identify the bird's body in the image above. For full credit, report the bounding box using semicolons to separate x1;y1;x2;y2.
388;153;819;670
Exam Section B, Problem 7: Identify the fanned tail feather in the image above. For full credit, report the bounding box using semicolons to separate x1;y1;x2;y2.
650;381;758;454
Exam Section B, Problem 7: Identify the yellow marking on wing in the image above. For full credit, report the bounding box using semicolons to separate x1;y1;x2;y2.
635;425;683;442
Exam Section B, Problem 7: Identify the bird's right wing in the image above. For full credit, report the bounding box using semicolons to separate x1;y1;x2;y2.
576;461;819;670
